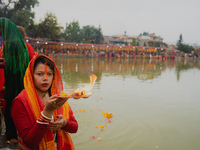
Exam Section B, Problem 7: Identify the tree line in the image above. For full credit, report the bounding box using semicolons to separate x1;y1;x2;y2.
176;34;194;53
0;0;104;44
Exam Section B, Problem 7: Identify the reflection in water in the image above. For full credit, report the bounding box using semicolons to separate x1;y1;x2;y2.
53;57;200;150
54;57;200;84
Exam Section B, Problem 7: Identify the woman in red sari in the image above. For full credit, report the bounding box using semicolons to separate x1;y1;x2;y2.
11;55;78;150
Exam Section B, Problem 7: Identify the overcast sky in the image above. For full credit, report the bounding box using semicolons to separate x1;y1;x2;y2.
33;0;200;45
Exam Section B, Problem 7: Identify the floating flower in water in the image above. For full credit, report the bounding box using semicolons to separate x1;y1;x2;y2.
97;137;101;141
101;97;103;100
105;125;107;127
92;136;96;139
95;126;98;128
101;129;103;131
106;119;111;123
103;112;114;119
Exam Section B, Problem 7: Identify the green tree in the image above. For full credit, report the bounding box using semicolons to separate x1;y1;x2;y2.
176;34;194;53
81;25;104;44
177;34;183;48
26;19;39;38
178;44;194;53
81;25;95;43
12;10;35;28
37;13;61;41
0;0;39;28
131;38;137;46
93;25;104;44
63;21;82;43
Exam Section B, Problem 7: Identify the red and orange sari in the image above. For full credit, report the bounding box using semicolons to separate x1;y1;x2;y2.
18;55;74;150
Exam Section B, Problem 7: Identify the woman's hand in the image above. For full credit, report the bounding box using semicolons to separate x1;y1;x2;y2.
48;114;67;131
43;94;69;118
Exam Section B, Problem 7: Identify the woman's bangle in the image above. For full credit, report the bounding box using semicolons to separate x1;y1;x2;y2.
41;111;53;120
36;120;49;125
38;115;51;123
38;111;53;124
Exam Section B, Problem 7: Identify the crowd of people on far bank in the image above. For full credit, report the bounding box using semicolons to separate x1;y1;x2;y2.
34;45;199;60
0;17;78;149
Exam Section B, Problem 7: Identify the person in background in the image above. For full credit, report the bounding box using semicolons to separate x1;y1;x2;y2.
0;17;30;144
0;35;2;46
17;26;37;59
0;25;37;117
0;30;5;118
11;55;78;149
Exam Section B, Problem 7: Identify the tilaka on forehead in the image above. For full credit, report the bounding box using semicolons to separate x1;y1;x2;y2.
45;62;47;79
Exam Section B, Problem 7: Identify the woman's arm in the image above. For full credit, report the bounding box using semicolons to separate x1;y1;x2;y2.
11;99;48;149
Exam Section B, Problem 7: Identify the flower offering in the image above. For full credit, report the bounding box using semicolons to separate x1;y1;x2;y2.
59;74;97;99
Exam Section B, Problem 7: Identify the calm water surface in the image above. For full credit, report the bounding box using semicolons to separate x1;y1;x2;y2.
54;57;200;150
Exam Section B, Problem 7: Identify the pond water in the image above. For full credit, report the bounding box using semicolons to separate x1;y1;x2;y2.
54;57;200;150
1;57;199;150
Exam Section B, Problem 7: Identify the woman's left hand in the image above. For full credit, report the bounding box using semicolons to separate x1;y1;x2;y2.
44;94;69;111
43;94;69;119
48;114;67;131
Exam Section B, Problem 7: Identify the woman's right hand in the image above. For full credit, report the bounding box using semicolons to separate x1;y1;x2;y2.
43;94;69;118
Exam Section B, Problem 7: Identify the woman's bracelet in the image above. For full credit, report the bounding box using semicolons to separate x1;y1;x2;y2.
41;111;53;120
36;120;49;125
37;111;53;124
